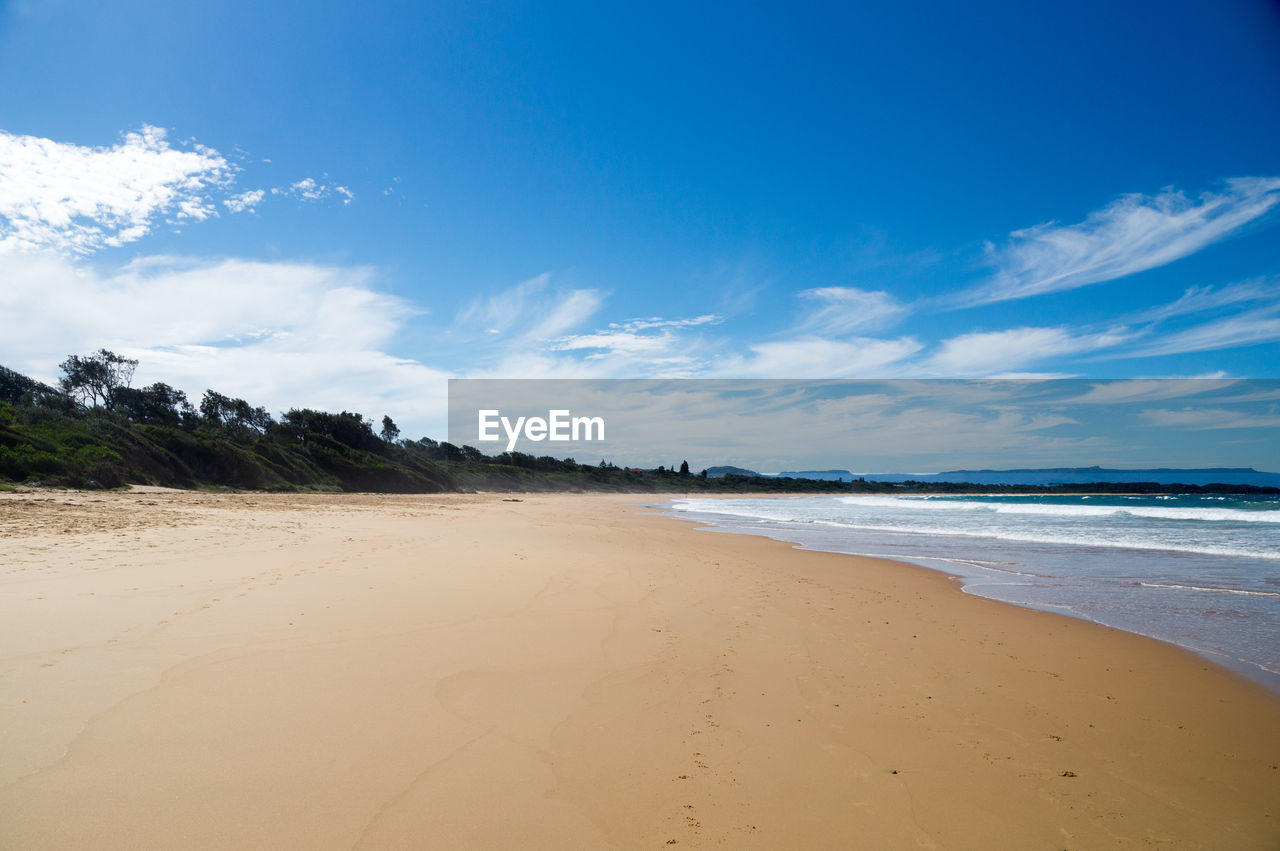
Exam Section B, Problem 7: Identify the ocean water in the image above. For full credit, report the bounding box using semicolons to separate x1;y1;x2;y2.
665;493;1280;692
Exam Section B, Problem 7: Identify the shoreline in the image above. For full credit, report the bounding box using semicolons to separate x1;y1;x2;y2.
661;491;1280;695
663;504;1280;690
2;490;1278;847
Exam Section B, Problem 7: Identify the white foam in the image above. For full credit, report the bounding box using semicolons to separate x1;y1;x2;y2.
1137;582;1280;598
835;495;1280;524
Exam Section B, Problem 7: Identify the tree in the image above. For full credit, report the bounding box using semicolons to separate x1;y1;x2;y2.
679;460;690;476
380;415;400;443
278;408;376;449
200;390;274;436
1;365;70;410
58;349;138;409
114;383;192;426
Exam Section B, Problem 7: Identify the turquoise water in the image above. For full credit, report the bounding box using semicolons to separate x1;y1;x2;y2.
667;493;1280;691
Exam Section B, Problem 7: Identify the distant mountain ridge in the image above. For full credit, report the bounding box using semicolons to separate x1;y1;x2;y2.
773;466;1280;487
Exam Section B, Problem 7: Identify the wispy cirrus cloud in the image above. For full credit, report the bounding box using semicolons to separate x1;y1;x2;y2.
711;336;923;378
550;314;721;364
1059;379;1238;406
924;326;1133;375
455;273;606;350
1119;303;1280;359
1133;279;1276;324
958;177;1280;307
615;315;722;332
1139;407;1280;430
795;286;909;334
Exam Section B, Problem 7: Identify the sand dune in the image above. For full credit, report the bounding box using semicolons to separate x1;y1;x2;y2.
2;490;1278;848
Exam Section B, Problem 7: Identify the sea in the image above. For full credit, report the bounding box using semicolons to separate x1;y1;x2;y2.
664;493;1280;692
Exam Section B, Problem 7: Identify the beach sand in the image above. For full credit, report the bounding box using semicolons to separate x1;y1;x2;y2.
2;489;1278;848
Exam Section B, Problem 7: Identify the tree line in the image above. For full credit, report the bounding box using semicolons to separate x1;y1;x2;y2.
0;350;748;492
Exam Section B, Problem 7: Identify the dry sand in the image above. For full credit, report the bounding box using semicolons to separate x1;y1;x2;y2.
1;489;1278;849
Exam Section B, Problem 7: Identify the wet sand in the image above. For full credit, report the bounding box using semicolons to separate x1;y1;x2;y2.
2;489;1278;848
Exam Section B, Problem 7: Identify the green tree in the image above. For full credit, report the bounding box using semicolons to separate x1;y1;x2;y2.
380;415;400;443
278;408;376;449
200;390;273;436
58;349;138;409
114;383;192;426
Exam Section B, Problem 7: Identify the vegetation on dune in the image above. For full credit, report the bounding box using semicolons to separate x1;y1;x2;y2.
3;352;1277;495
1;354;455;492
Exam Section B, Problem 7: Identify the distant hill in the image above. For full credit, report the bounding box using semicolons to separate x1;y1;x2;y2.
842;466;1280;487
705;465;763;478
776;469;858;481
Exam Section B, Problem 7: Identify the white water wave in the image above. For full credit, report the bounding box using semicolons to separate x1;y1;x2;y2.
1137;582;1280;598
834;495;1280;523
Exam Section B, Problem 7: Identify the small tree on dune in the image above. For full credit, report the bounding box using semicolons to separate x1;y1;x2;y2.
58;349;138;409
381;415;400;443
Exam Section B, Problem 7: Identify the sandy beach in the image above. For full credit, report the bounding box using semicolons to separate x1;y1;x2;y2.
2;489;1278;849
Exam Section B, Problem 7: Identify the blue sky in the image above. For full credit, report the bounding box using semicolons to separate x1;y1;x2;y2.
1;0;1279;441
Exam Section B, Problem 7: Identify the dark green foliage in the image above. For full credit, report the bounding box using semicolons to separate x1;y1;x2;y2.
0;361;455;492
380;415;400;443
114;383;192;427
201;390;274;436
277;409;377;451
1;365;73;411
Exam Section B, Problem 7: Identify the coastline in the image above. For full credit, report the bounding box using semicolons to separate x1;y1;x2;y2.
664;491;1280;693
2;489;1278;848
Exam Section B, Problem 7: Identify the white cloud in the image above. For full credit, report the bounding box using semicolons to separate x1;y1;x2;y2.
526;289;605;340
458;273;550;333
549;314;722;365
712;336;923;378
224;189;266;213
611;314;722;332
1139;407;1280;430
275;177;354;204
1121;304;1280;358
0;252;449;437
0;126;234;255
456;274;604;344
925;326;1132;375
0;126;359;254
1061;378;1238;406
1133;279;1275;324
960;178;1280;306
796;286;909;334
552;330;677;357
